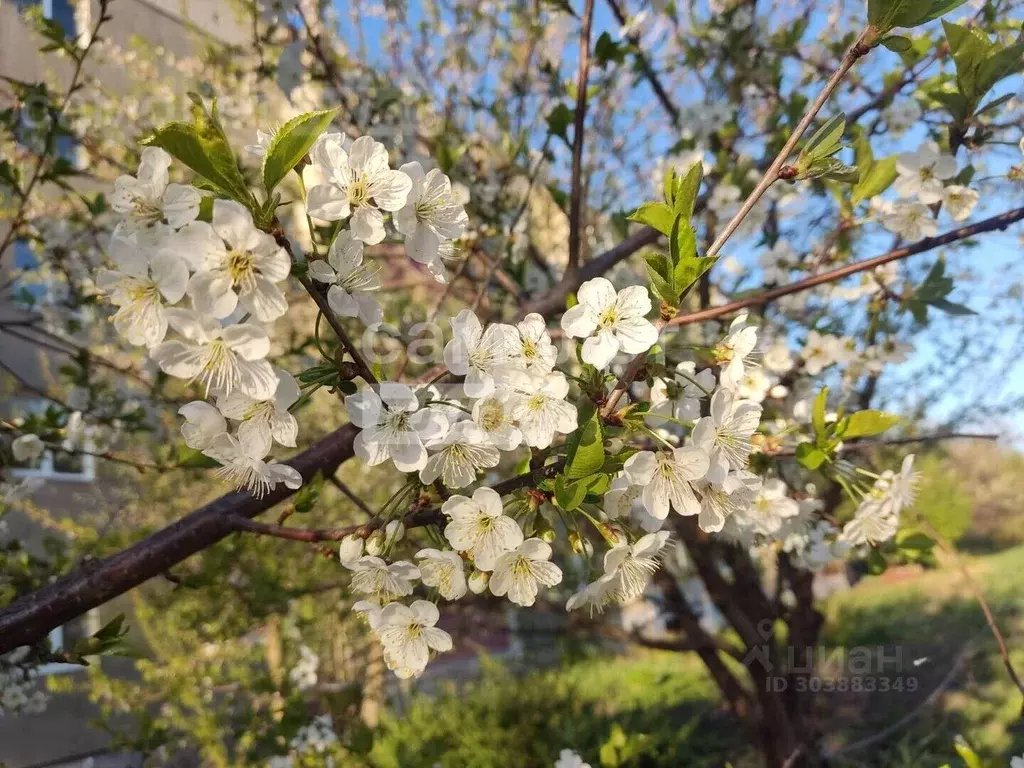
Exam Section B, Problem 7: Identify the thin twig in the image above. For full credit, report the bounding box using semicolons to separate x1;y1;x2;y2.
566;0;596;278
667;206;1024;327
599;30;875;418
296;273;377;385
328;473;375;517
0;5;108;266
773;433;999;457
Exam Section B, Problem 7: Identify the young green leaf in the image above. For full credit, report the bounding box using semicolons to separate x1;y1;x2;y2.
672;162;704;221
812;386;829;441
564;408;604;480
852;155;898;203
842;409;901;438
262;107;340;192
141;96;251;206
802;114;846;162
628;201;675;236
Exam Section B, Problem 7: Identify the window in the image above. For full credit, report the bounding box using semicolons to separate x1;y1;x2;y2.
38;610;101;675
8;399;95;482
15;0;77;36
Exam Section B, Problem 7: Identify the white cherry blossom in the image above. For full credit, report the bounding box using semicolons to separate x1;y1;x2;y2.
394;161;468;265
509;372;578;449
561;277;659;369
695;465;759;533
216;368;300;449
202;432;301;498
489;538;563;607
882;202;938;240
624;447;710;520
12;434;44;463
942;185;978;221
508;313;557;377
471;393;524;451
442;487;523;571
97;237;188;347
604;475;643;519
419;421;500;488
443;310;519;398
346;383;449;472
307;230;382;328
801;330;849;376
111;147;200;240
691;389;762;471
187;200;291;322
376;600;453;678
568;531;671;612
746;478;800;535
415;548;468;600
303;133;412;244
894;142;957;203
346;556;420;601
178;401;227;450
714;313;758;391
151;310;279;399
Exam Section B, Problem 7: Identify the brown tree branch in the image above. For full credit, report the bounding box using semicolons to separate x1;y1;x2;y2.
604;0;681;126
0;425;360;653
667;207;1024;328
566;0;596;279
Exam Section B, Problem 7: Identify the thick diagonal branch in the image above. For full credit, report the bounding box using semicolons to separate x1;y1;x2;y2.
0;425;359;653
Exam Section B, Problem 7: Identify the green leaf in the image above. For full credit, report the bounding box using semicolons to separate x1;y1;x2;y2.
866;547;888;575
953;737;983;768
262;107;339;192
662;166;676;208
896;531;935;552
141;95;251;206
546;103;575;143
795;443;828;470
643;252;675;304
843;410;901;438
594;32;627;67
176;445;219;469
917;0;970;25
673;254;716;297
799;157;859;183
852;155;898;203
928;297;976;315
564;408;604;480
802;114;846;162
627;201;675;236
554;475;590;511
293;469;324;513
881;35;914;52
672;162;704;221
812;386;829;440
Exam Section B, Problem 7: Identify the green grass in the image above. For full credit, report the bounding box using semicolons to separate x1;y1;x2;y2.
820;544;1024;765
371;546;1024;767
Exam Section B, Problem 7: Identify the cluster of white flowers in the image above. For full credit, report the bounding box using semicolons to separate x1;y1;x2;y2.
878;141;978;238
287;644;319;691
98;130;469;498
344;308;577;482
0;647;48;717
840;455;920;547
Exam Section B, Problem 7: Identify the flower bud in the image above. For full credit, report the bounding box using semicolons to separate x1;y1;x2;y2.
338;534;364;566
365;529;386;557
384;520;405;549
568;531;592;556
468;570;489;594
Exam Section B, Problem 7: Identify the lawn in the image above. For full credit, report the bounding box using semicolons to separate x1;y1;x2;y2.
372;545;1024;767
